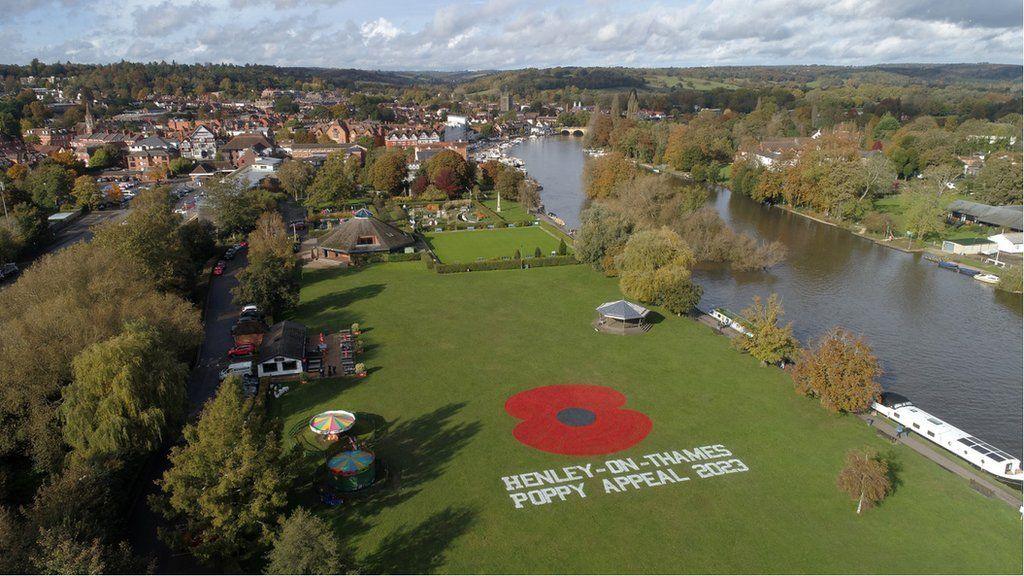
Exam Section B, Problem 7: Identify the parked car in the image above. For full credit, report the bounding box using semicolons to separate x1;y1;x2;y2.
227;343;256;358
241;305;259;314
237;241;248;248
223;248;236;260
213;261;226;275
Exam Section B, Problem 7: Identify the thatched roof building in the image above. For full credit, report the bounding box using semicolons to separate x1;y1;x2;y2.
316;209;414;263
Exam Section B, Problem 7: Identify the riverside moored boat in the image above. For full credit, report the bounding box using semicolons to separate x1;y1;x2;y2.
974;273;1000;284
872;392;1023;483
937;261;959;271
958;266;981;277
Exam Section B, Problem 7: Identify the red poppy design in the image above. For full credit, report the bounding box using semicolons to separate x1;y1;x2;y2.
505;384;652;456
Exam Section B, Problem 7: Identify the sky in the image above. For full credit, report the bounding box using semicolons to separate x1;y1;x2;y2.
0;0;1021;70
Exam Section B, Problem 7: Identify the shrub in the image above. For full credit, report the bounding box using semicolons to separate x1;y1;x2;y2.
862;211;894;235
558;239;568;255
534;247;543;258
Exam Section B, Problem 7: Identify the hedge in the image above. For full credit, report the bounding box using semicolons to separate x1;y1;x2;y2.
433;255;577;274
361;251;424;264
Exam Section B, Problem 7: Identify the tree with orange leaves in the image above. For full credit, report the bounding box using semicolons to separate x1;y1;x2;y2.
792;327;882;413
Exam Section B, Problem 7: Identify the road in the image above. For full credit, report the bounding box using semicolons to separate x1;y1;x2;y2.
126;251;245;572
187;252;246;412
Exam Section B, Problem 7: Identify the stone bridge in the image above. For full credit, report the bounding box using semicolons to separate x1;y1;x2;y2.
557;126;588;136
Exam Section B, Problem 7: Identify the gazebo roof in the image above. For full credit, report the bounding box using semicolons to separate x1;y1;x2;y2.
595;299;649;321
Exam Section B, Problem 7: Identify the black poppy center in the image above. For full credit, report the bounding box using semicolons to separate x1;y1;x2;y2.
556;407;596;427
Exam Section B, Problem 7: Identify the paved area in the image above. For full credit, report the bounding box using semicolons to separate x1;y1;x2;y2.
42;208;128;255
861;414;1022;510
188;252;246;413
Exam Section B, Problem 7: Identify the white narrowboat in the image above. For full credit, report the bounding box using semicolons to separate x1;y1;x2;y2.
709;307;754;337
873;392;1023;483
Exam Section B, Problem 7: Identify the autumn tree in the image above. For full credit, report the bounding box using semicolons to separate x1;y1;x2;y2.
582;152;635;199
0;242;201;470
277;159;315;201
792;328;882;413
266;509;347;575
974;153;1023;205
617;227;696;305
61;321;189;461
367;148;408;196
732;294;799;366
574;203;632;268
836;448;891;514
425;150;473;198
153;379;292;569
93;186;192;291
71;175;104;209
234;211;298;319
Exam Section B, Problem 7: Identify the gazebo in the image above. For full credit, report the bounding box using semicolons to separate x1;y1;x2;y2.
593;299;651;335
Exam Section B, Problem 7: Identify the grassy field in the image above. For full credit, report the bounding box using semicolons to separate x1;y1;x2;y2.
279;263;1021;574
645;73;740;91
481;199;531;223
425;226;566;262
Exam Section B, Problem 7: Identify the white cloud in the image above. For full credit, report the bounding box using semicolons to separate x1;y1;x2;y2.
359;17;401;43
0;0;1019;69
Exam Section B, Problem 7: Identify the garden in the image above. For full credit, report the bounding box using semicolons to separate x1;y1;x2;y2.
276;262;1022;573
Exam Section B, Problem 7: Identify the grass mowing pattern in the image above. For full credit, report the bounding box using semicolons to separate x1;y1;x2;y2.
280;263;1021;574
425;226;566;263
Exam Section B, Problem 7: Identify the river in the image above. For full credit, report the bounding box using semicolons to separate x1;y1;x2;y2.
510;135;1024;457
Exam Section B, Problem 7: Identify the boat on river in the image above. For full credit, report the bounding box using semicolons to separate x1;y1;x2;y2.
873;392;1022;483
974;273;1000;284
937;261;959;271
958;266;981;277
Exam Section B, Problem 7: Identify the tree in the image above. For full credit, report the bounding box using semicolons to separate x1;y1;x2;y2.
617;227;696;304
93;186;192;292
153;379;292;568
266;509;346;575
234;212;298;319
855;154;896;202
974;153;1023;205
72;175;103;209
660;275;703;315
516;178;541;212
277;159;315;201
836;448;891;514
205;179;275;236
367;149;408;195
24;162;74;210
872;114;900;141
582;152;635;199
61;321;189;461
557;239;568;255
792;328;882;413
169;157;195;176
900;189;945;245
305;151;358;210
494;168;524;202
0;242;201;470
425;150;473;197
574;203;631;268
732;294;799;366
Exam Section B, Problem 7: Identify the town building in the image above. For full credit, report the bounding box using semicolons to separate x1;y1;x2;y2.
180;125;218;160
316;209;415;264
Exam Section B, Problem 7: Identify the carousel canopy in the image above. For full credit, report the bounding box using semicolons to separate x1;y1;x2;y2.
596;300;649;321
309;410;356;435
327;450;375;476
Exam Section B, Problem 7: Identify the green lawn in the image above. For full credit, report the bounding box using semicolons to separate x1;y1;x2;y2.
279;263;1021;574
425;226;567;262
481;199;531;223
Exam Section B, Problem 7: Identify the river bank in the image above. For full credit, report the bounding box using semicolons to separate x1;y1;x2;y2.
510;136;1023;458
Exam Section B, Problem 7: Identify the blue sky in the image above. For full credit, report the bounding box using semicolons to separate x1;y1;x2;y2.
0;0;1021;69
